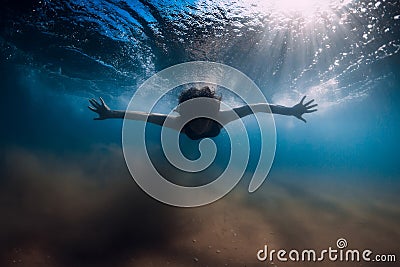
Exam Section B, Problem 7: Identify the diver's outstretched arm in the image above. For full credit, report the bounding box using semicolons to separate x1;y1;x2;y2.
88;98;178;128
219;96;317;124
271;96;318;122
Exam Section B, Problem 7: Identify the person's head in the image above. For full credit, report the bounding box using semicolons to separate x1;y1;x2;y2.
177;86;221;135
177;86;221;114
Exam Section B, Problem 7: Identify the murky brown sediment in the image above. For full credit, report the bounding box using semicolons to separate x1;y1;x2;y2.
0;147;398;267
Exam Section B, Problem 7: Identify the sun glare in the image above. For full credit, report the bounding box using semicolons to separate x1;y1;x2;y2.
246;0;351;19
274;0;330;15
197;0;390;111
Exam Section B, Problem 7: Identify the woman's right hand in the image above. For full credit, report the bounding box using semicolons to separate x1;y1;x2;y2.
88;97;111;120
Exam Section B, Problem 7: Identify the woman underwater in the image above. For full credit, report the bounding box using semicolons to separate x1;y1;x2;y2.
88;86;317;140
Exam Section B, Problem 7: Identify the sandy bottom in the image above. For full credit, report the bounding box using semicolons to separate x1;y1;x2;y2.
1;148;399;267
126;175;400;267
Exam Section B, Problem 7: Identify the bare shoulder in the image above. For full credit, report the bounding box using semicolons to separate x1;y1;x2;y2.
160;114;183;130
217;109;241;125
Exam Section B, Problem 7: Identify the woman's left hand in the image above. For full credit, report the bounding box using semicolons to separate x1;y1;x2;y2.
291;96;318;123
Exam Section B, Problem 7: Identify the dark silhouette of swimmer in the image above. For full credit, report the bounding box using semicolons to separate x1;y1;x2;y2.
89;86;317;140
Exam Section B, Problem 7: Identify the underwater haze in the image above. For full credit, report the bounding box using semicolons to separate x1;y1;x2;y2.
0;0;399;266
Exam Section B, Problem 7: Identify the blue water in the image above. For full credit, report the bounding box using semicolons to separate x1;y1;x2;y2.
0;0;399;265
2;0;399;177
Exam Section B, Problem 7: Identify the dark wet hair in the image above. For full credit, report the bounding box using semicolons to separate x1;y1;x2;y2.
178;86;221;104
